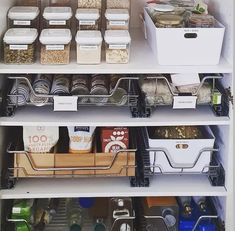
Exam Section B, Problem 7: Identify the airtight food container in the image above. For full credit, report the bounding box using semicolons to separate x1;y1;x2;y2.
3;28;38;64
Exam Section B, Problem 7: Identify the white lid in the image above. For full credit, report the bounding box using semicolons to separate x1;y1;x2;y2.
76;31;102;45
149;3;175;12
43;7;72;20
75;8;100;20
104;30;131;44
105;9;130;21
3;28;38;44
40;29;72;45
8;6;39;20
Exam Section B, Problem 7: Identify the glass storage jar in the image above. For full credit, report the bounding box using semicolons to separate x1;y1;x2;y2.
43;6;72;28
78;0;102;10
75;30;102;64
3;28;38;64
188;14;215;28
76;8;100;30
105;9;130;30
106;0;130;10
8;6;39;28
104;30;131;64
39;29;72;65
155;13;184;28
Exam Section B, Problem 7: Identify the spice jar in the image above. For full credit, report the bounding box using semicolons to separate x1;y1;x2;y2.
78;0;102;10
8;6;39;28
71;75;90;103
188;14;215;28
105;9;130;30
51;74;70;95
107;0;130;10
76;8;100;30
43;7;72;28
90;75;109;105
39;29;72;65
76;30;102;64
104;30;131;64
3;28;38;64
155;14;184;28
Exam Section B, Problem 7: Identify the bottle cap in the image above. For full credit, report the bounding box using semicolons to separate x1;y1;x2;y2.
70;224;81;231
79;198;95;208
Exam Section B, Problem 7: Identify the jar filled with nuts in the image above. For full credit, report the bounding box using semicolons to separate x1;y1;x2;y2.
39;29;72;65
105;9;130;30
8;6;40;28
106;0;130;10
104;30;131;64
78;0;102;10
3;28;38;64
76;30;102;64
43;6;72;28
76;8;100;30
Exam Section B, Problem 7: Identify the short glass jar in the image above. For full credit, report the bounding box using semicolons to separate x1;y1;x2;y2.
155;13;184;28
3;28;38;64
8;6;39;28
104;30;131;64
76;30;102;64
39;29;72;65
105;9;130;30
43;6;72;28
76;8;100;30
188;14;215;28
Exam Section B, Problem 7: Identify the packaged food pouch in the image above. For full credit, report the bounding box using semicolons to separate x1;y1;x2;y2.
67;126;96;154
23;126;59;153
12;199;34;222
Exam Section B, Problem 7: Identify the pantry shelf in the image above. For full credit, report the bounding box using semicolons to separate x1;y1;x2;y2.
0;175;227;199
0;29;232;74
0;105;230;126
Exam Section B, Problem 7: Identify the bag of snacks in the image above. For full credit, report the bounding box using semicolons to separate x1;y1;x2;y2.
67;126;96;154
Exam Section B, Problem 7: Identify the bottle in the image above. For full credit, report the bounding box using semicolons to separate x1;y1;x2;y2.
178;197;192;217
94;219;106;231
162;208;177;231
193;196;207;213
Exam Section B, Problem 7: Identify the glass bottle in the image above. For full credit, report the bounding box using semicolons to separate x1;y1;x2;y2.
193;196;207;213
162;208;177;231
178;196;192;217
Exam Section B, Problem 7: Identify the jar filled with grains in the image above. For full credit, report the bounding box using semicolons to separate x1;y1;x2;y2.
43;7;72;29
155;13;184;28
76;8;100;30
8;6;40;28
104;30;131;64
78;0;102;10
76;30;102;64
188;14;215;28
3;28;38;64
106;0;130;10
105;9;130;30
39;29;72;65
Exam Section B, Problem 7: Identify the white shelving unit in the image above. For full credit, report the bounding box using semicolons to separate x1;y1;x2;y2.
0;0;233;230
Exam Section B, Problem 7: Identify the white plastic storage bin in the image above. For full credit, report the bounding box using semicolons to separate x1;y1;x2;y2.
105;9;130;30
39;29;72;64
104;30;131;64
43;6;72;28
146;126;215;173
143;8;225;65
3;28;38;64
76;8;100;30
75;30;102;64
8;6;39;28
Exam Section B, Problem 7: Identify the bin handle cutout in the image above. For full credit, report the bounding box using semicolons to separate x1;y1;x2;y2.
184;33;198;39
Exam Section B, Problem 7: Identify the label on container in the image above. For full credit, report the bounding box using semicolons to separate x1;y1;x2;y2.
173;96;197;109
12;207;21;214
54;96;78;111
46;45;65;51
80;45;98;50
49;20;66;25
9;44;28;50
109;20;126;26
109;44;127;49
13;20;31;26
80;20;96;25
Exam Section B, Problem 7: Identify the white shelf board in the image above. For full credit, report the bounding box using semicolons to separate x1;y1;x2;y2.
0;105;230;126
0;175;227;199
0;30;232;74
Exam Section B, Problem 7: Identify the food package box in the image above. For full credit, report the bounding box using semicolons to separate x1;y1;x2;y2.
146;126;215;173
144;8;225;65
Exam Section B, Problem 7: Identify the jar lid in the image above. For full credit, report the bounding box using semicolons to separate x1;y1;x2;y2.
148;3;175;12
75;8;100;20
105;9;130;21
3;28;38;44
8;6;39;20
76;31;102;45
43;7;72;20
157;14;183;25
40;29;72;45
104;30;131;44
